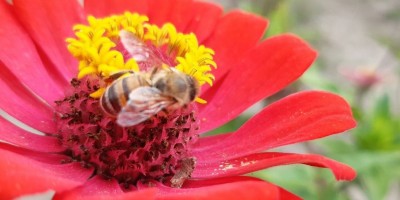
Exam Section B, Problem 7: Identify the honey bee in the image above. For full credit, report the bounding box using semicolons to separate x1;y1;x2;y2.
99;30;199;127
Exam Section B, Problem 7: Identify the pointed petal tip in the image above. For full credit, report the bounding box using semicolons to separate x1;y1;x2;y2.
333;163;357;181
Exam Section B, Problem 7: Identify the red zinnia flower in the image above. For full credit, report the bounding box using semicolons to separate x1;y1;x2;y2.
0;0;356;199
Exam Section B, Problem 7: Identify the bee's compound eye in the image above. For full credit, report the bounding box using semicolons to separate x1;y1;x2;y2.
173;77;188;93
154;79;166;92
186;76;198;101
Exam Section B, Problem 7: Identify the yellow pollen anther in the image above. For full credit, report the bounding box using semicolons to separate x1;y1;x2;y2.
66;12;217;102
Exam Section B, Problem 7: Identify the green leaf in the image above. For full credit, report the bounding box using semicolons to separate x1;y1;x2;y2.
252;165;350;200
373;94;390;118
360;165;392;200
265;1;291;37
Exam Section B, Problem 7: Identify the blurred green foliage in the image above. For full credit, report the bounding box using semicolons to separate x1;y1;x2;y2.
204;116;248;136
354;94;400;151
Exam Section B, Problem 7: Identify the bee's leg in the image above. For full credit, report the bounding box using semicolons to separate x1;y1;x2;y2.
148;66;160;80
105;70;135;82
161;108;169;115
149;63;172;80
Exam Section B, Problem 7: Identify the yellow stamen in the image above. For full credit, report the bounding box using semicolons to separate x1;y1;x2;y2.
195;97;207;104
89;87;106;98
66;12;217;102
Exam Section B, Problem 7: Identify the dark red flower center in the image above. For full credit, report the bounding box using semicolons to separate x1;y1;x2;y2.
55;12;218;189
54;77;200;188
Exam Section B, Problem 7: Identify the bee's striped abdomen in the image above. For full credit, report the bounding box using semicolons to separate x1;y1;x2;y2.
100;74;149;117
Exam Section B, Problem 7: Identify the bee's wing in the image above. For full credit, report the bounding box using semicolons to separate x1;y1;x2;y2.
119;30;162;69
117;86;174;127
119;30;149;62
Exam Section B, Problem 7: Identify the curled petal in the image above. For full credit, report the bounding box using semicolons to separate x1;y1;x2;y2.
54;176;157;200
193;152;357;181
0;148;92;199
194;91;356;160
199;34;317;133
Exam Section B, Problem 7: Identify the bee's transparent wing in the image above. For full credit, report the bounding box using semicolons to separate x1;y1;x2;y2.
119;30;162;69
119;30;150;62
117;86;174;127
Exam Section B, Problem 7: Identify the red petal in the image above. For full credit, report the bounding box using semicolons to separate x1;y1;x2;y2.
154;179;280;200
0;63;57;133
0;148;92;199
279;187;302;200
84;0;148;17
192;132;231;151
183;177;300;200
184;1;223;42
199;35;317;133
12;0;85;80
54;177;157;200
146;0;194;31
85;0;222;42
0;2;66;103
183;176;265;187
0;117;63;152
193;152;356;181
195;91;356;160
86;0;222;43
201;10;268;92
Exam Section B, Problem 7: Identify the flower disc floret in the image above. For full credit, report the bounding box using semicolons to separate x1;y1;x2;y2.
55;77;200;187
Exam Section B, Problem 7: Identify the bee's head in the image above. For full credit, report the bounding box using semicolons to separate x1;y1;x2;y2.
153;70;199;105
